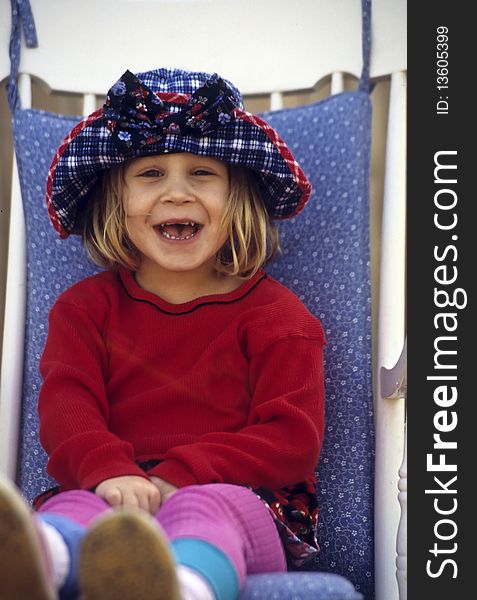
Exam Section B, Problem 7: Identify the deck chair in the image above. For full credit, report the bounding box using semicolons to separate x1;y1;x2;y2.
0;1;407;599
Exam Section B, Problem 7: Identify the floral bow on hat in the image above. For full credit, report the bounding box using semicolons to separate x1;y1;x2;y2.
103;70;238;153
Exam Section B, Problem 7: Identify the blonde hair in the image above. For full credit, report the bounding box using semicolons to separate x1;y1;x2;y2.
82;161;279;278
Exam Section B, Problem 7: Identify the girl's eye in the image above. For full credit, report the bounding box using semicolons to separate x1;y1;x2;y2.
139;169;162;177
193;169;213;176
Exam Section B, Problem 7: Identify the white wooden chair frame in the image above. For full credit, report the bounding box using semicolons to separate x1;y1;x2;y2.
0;1;407;598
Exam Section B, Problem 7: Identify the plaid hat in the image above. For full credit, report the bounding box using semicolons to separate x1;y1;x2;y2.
46;67;312;238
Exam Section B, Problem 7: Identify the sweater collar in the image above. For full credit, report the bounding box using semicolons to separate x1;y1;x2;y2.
118;268;266;315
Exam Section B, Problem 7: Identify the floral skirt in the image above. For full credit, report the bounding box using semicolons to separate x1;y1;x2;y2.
253;481;319;568
34;462;319;569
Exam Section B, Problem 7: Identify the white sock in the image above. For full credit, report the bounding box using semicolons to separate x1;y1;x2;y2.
36;519;70;590
177;565;216;600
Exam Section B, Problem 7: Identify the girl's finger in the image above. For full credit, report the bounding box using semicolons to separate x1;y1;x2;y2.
101;486;123;508
148;488;161;514
121;489;140;511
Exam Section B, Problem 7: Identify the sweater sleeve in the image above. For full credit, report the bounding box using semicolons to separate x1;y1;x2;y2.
148;331;325;490
39;298;147;490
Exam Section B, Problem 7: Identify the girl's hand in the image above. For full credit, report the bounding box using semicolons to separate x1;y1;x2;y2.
95;475;161;514
149;476;178;504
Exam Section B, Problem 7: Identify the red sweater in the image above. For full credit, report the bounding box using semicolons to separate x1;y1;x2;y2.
39;269;325;493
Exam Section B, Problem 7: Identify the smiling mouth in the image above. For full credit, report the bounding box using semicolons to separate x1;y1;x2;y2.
156;222;202;241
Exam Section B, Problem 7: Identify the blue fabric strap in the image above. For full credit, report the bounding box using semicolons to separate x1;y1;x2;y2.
359;0;372;93
37;513;85;600
7;0;38;112
172;538;239;600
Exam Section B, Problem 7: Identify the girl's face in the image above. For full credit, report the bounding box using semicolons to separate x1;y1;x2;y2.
125;152;230;287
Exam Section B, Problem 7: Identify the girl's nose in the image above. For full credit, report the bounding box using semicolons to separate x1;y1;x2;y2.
160;175;195;205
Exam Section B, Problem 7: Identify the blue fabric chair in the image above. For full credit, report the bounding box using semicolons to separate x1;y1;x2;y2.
9;1;374;598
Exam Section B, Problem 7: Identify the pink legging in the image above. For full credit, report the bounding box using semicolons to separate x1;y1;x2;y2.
38;483;286;587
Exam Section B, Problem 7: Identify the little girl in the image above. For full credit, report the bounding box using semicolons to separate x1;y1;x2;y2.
0;67;325;600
